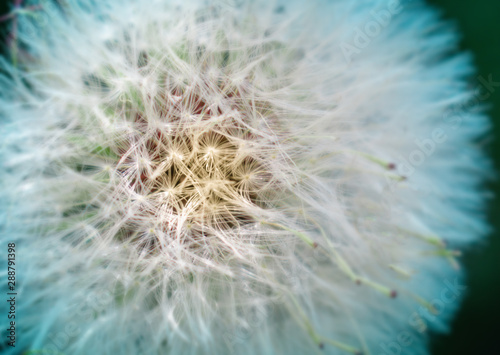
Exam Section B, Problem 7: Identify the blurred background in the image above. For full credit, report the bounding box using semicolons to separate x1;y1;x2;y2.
427;1;500;354
0;1;498;354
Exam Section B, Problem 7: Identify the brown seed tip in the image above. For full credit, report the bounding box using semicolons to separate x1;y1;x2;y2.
355;279;362;285
390;290;398;298
318;342;325;350
313;242;319;248
387;163;396;170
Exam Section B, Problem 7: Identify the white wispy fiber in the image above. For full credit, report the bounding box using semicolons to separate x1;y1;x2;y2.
0;0;490;354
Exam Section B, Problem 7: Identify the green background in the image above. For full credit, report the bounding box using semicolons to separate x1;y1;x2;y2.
426;1;500;354
0;1;498;354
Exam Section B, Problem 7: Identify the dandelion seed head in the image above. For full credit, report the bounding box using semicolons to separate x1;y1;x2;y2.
0;0;490;354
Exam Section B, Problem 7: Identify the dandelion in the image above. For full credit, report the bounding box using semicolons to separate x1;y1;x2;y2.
0;0;490;354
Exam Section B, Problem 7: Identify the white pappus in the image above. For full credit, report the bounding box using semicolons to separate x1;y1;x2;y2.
0;0;491;354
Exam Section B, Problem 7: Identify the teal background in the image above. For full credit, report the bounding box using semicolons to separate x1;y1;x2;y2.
0;1;498;354
427;1;500;354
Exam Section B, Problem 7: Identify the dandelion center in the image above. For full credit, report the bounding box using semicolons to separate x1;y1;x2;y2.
87;74;280;256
